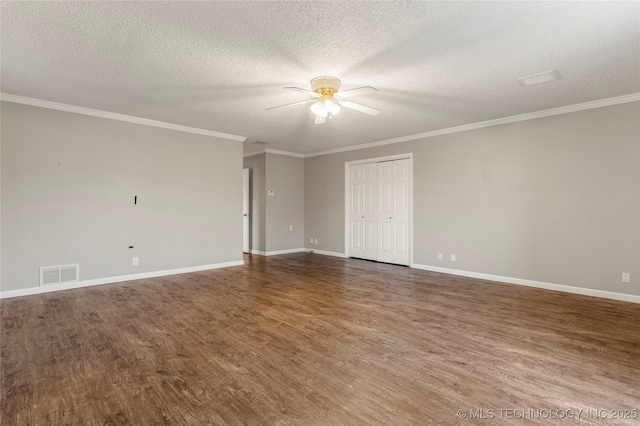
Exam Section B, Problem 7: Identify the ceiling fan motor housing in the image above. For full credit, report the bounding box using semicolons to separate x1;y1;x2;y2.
310;76;341;96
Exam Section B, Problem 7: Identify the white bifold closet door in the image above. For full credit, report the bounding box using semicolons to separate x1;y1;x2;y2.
348;163;377;261
376;159;410;265
348;159;410;266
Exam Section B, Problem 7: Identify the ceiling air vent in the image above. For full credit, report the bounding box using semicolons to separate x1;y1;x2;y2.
40;264;79;286
517;70;559;87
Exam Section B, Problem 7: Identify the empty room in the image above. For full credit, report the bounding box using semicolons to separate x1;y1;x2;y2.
1;2;639;425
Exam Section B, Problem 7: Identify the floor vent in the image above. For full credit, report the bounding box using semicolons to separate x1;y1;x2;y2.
40;264;79;286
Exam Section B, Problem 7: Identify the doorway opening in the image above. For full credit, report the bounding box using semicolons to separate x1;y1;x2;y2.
243;168;250;253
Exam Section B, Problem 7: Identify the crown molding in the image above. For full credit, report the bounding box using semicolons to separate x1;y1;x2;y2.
244;148;306;158
4;91;635;156
243;149;266;158
0;93;247;142
264;148;305;158
305;93;640;158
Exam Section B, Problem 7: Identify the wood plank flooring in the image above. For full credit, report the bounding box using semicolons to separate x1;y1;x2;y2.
1;253;639;425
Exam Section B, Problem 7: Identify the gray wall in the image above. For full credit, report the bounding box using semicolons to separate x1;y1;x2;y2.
243;152;305;253
3;100;637;297
243;154;266;252
305;101;640;296
265;153;304;252
1;101;243;291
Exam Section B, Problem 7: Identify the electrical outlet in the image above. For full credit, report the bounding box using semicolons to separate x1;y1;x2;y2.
133;257;139;266
437;253;443;260
450;254;456;261
267;190;275;197
310;238;314;244
289;225;293;231
314;238;318;245
622;273;631;283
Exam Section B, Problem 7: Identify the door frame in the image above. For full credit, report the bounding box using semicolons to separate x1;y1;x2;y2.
344;153;413;266
243;168;250;253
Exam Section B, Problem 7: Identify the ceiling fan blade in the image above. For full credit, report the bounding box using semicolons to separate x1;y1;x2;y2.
265;99;315;111
285;87;321;97
340;100;381;116
314;115;326;125
335;86;378;98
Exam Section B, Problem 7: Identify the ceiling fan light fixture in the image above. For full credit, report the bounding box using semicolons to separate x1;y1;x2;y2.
311;99;341;118
268;76;379;124
310;100;328;117
325;99;341;115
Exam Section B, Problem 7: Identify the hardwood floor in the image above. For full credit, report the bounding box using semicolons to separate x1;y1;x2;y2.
1;253;639;425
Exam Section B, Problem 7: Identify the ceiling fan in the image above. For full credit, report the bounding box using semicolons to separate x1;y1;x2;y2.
266;76;380;124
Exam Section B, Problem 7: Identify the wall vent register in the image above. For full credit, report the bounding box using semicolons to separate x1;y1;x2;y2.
40;264;79;286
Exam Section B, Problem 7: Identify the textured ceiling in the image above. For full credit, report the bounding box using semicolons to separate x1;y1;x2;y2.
2;2;639;155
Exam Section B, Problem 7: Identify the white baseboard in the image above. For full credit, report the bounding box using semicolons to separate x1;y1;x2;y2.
411;263;640;304
9;257;632;304
249;248;346;258
304;248;348;258
250;248;306;256
0;260;245;299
